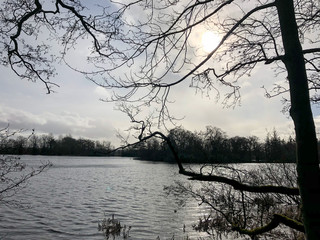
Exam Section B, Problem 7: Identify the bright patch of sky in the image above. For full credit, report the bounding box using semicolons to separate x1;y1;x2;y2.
1;0;320;146
1;57;305;146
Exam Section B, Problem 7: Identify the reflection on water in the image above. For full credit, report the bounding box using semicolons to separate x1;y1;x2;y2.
0;156;209;240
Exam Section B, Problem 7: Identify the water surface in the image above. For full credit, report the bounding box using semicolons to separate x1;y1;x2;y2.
0;156;209;240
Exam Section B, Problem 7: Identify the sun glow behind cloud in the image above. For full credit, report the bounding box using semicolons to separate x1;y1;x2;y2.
2;1;319;147
201;31;221;53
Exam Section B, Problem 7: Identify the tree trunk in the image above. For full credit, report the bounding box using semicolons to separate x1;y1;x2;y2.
276;0;320;239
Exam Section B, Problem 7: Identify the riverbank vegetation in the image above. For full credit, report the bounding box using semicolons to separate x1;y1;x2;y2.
0;125;298;163
122;126;298;163
0;127;51;206
1;0;319;238
0;131;113;156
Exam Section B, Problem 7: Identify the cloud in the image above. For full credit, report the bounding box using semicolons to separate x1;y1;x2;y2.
94;86;110;99
163;65;295;141
0;104;117;142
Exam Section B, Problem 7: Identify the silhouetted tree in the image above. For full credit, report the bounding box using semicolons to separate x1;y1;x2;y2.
120;126;298;163
28;134;40;155
265;130;283;162
201;126;228;163
1;0;320;238
228;136;251;163
14;136;27;155
168;127;205;163
0;132;113;156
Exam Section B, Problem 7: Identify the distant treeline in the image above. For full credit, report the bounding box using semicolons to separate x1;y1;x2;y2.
0;126;303;163
0;134;113;156
121;126;297;163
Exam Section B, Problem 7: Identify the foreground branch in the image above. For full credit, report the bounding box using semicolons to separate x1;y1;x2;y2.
232;214;304;235
114;129;299;196
180;169;299;195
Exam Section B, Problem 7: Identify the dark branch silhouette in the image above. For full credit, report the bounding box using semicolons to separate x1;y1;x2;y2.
1;0;320;238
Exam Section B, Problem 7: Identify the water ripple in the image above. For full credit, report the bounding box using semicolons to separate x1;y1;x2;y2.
0;156;210;240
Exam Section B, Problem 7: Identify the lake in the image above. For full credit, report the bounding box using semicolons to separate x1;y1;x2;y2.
0;156;211;240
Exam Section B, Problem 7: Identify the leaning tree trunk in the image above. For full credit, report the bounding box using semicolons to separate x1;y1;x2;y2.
276;0;320;239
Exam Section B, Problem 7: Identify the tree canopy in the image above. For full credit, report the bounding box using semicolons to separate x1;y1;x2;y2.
1;1;319;110
1;0;320;239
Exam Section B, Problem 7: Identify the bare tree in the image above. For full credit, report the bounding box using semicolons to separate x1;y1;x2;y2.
1;0;320;238
0;126;51;206
165;163;303;239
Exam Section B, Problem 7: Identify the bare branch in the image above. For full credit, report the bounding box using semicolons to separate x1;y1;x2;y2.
232;213;304;235
180;169;299;195
113;125;300;196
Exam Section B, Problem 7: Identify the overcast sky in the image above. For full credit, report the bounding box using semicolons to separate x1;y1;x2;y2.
1;1;320;147
2;59;315;146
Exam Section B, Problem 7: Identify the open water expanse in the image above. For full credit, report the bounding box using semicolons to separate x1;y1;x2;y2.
0;156;211;240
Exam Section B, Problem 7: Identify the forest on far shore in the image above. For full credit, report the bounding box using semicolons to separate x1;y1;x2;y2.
0;126;303;163
121;126;298;163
